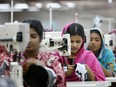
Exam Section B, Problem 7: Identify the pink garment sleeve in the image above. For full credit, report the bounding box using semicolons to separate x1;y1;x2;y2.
84;51;106;81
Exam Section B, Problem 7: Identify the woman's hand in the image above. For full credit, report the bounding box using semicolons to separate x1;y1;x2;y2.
85;64;92;74
85;64;96;81
66;65;75;76
22;58;45;74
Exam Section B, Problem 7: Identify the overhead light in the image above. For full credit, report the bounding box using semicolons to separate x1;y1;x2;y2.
0;9;10;12
66;2;75;8
0;4;10;9
46;3;61;9
28;6;39;12
0;8;23;12
108;0;112;4
13;8;23;12
14;3;29;9
35;3;43;8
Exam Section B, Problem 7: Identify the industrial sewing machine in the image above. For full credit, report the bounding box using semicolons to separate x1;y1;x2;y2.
0;22;30;53
104;33;116;50
0;22;30;87
93;15;103;28
40;31;71;56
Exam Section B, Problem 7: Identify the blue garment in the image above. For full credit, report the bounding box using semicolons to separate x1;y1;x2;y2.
98;48;116;74
90;28;116;75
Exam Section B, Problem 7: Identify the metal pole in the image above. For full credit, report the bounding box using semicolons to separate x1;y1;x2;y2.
11;0;14;23
75;12;78;23
49;6;53;31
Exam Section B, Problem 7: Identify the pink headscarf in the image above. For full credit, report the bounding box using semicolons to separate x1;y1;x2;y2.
61;22;85;60
60;23;106;81
61;22;74;36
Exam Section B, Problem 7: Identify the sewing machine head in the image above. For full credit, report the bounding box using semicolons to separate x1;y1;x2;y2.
40;32;71;56
0;22;30;53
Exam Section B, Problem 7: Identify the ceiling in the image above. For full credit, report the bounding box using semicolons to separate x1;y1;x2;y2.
0;0;116;18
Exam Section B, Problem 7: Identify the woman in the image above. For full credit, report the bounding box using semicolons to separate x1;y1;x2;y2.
88;28;116;77
57;23;105;81
0;19;66;87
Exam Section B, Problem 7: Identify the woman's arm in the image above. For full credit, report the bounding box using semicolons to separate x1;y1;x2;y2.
84;51;106;81
85;64;96;81
103;49;116;77
47;55;66;87
101;64;115;77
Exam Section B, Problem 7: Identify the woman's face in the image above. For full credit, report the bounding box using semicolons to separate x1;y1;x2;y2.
71;35;83;54
89;32;102;52
25;28;40;52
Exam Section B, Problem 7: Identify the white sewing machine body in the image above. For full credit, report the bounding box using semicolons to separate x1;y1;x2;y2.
84;29;90;49
0;22;30;53
10;62;23;87
104;33;115;50
40;32;71;56
0;22;30;87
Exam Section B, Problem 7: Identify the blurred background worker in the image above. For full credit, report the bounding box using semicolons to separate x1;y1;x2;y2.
88;28;116;77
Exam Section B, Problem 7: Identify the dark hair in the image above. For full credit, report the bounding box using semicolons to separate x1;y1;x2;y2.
66;23;85;39
90;30;102;40
23;64;49;87
23;19;44;41
89;29;103;56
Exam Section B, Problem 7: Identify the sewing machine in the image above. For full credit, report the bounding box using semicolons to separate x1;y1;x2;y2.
40;32;71;56
0;22;30;87
104;34;115;50
0;22;30;53
84;29;90;49
93;15;103;28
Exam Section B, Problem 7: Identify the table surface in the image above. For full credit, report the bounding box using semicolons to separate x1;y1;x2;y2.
106;77;116;82
67;81;111;87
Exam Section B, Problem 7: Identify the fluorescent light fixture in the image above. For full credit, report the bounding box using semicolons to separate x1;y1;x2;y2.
46;3;61;9
35;3;43;8
0;4;10;9
0;8;22;12
13;9;23;12
14;3;29;9
66;2;75;8
108;0;112;4
28;6;39;11
0;9;10;12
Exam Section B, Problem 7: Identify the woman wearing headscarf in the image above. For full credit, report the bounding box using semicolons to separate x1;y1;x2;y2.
88;28;116;77
0;19;66;87
56;23;105;81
